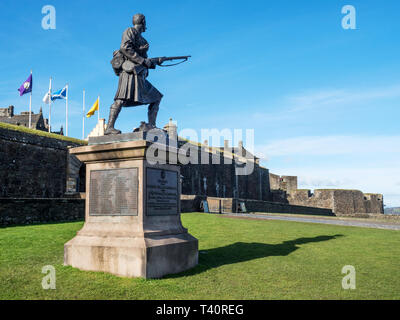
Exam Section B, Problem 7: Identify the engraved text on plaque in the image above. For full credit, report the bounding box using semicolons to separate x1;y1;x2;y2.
89;168;138;216
146;168;178;216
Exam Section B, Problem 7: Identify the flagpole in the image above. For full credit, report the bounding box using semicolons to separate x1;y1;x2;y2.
82;89;85;140
65;84;69;136
29;70;32;129
48;77;52;133
98;95;100;122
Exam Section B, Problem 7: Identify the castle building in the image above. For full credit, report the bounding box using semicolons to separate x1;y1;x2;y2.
0;105;63;135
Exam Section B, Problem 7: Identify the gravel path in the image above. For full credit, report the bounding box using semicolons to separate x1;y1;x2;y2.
222;213;400;230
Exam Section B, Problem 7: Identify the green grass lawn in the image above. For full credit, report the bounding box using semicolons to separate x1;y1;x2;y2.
1;213;399;300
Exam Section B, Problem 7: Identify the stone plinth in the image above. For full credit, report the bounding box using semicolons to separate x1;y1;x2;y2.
64;139;198;279
87;129;168;146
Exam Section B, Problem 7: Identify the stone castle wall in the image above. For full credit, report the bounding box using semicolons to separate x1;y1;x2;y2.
183;196;334;216
331;190;383;216
180;163;271;201
0;126;84;198
269;173;297;194
179;142;271;201
0;198;85;226
270;171;384;216
0;106;13;117
288;189;335;211
287;189;384;216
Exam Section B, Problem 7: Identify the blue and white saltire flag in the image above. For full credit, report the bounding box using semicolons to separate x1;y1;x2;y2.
51;86;67;101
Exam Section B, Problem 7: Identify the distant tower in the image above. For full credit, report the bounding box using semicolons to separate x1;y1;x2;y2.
163;118;178;141
8;105;14;117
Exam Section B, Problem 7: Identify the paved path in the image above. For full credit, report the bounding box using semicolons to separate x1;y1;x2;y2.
222;213;400;231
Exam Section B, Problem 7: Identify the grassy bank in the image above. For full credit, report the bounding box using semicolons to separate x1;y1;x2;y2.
0;122;87;145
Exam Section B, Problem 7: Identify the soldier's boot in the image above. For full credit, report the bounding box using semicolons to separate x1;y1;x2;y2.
105;100;123;135
148;100;160;128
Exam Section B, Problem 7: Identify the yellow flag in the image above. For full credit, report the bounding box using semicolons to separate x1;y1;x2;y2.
86;97;99;118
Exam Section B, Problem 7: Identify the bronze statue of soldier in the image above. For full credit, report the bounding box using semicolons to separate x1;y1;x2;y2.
105;13;163;135
106;13;190;135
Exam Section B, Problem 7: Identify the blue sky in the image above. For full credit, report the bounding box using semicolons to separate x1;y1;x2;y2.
0;0;399;206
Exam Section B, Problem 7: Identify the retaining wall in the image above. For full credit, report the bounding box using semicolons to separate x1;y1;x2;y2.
0;198;85;226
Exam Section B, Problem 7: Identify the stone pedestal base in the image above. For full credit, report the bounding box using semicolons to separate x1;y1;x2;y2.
64;232;198;279
64;139;198;279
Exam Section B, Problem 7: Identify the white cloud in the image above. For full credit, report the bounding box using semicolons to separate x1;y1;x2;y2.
249;83;400;123
286;84;400;112
255;135;400;158
298;177;350;187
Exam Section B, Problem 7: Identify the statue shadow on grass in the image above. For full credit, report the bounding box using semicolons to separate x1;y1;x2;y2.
167;234;343;278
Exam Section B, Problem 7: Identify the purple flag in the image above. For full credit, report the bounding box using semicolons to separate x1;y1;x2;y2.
18;74;32;96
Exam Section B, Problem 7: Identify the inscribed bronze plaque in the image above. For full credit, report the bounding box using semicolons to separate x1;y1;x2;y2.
89;168;138;216
146;168;178;216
